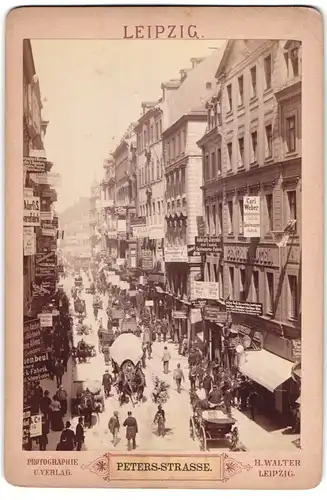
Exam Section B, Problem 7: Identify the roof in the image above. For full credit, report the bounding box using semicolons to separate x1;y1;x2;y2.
166;43;227;129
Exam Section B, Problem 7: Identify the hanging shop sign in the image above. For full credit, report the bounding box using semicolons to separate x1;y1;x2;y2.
190;281;219;301
190;308;202;324
24;319;43;358
35;251;57;278
224;244;279;267
24;350;51;383
29;414;43;438
132;225;149;238
172;310;188;319
23;227;36;256
40;211;53;221
29;172;49;185
226;299;263;316
195;236;221;253
164;246;188;263
291;339;301;362
117;219;127;232
243;196;261;238
22;409;31;447
23;196;40;226
38;313;53;328
145;300;154;307
111;308;125;320
23;156;47;173
148;225;165;240
32;278;56;298
196;216;206;237
203;306;227;323
141;249;153;271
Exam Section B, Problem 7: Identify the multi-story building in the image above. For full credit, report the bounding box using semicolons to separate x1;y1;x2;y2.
162;47;225;341
89;179;102;256
112;124;138;268
99;156;117;262
198;39;302;420
134;101;165;287
23;39;55;317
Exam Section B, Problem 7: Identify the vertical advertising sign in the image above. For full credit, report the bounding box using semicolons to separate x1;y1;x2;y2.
243;196;261;237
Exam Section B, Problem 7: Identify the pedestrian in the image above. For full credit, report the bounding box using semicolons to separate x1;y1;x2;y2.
173;363;185;393
102;369;113;398
223;385;233;418
56;385;68;416
208;385;222;406
31;381;43;414
153;405;166;437
123;411;138;451
40;390;52;427
248;389;258;421
49;395;64;431
195;363;204;389
162;346;171;374
38;422;49;451
161;319;168;343
141;343;147;368
189;365;197;392
54;360;65;388
59;421;75;451
75;417;85;451
202;371;213;400
108;411;120;447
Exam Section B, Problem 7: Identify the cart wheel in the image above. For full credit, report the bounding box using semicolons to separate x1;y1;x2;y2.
189;418;195;440
200;426;207;451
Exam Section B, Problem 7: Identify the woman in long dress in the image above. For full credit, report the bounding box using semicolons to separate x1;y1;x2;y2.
50;395;64;432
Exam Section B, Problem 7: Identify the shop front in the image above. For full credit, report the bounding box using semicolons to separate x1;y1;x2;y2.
172;304;189;343
202;305;228;362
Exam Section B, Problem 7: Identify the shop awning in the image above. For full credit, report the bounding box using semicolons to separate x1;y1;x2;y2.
238;350;294;393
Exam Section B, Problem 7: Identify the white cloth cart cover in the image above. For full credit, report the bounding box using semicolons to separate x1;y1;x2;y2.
110;333;143;367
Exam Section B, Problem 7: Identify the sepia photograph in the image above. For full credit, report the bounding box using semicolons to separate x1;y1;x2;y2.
22;36;302;455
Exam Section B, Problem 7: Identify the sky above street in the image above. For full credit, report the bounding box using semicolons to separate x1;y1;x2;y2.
31;39;224;213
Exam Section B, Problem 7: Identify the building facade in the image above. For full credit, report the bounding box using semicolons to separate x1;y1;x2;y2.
162;48;226;343
199;39;302;419
99;156;117;262
112;125;138;268
89;179;102;256
23;39;57;317
134;101;165;287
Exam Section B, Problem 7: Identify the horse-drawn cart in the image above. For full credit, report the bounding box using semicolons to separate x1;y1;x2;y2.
190;408;235;451
72;339;96;363
71;378;105;426
110;333;145;406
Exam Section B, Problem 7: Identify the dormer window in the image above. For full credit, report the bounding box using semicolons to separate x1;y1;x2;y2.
284;41;301;79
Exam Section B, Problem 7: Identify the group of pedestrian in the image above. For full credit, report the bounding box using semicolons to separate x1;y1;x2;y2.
108;410;138;451
56;418;85;451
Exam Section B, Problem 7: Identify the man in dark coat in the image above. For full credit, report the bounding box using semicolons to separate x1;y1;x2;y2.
102;369;113;398
40;390;52;426
54;360;65;388
75;417;85;451
123;411;138;451
59;421;75;451
202;371;213;399
31;381;43;414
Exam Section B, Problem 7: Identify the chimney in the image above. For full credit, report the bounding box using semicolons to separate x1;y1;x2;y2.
190;57;205;68
161;79;181;101
179;68;192;83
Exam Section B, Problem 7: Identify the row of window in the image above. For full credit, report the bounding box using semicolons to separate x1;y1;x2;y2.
137;119;163;153
205;263;299;320
166;168;186;198
166;128;187;164
139;200;165;221
139;157;164;186
167;197;187;214
205;116;296;178
205;189;297;236
225;47;300;114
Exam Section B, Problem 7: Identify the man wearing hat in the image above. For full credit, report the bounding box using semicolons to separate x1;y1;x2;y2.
102;369;113;398
108;411;120;447
123;411;138;451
